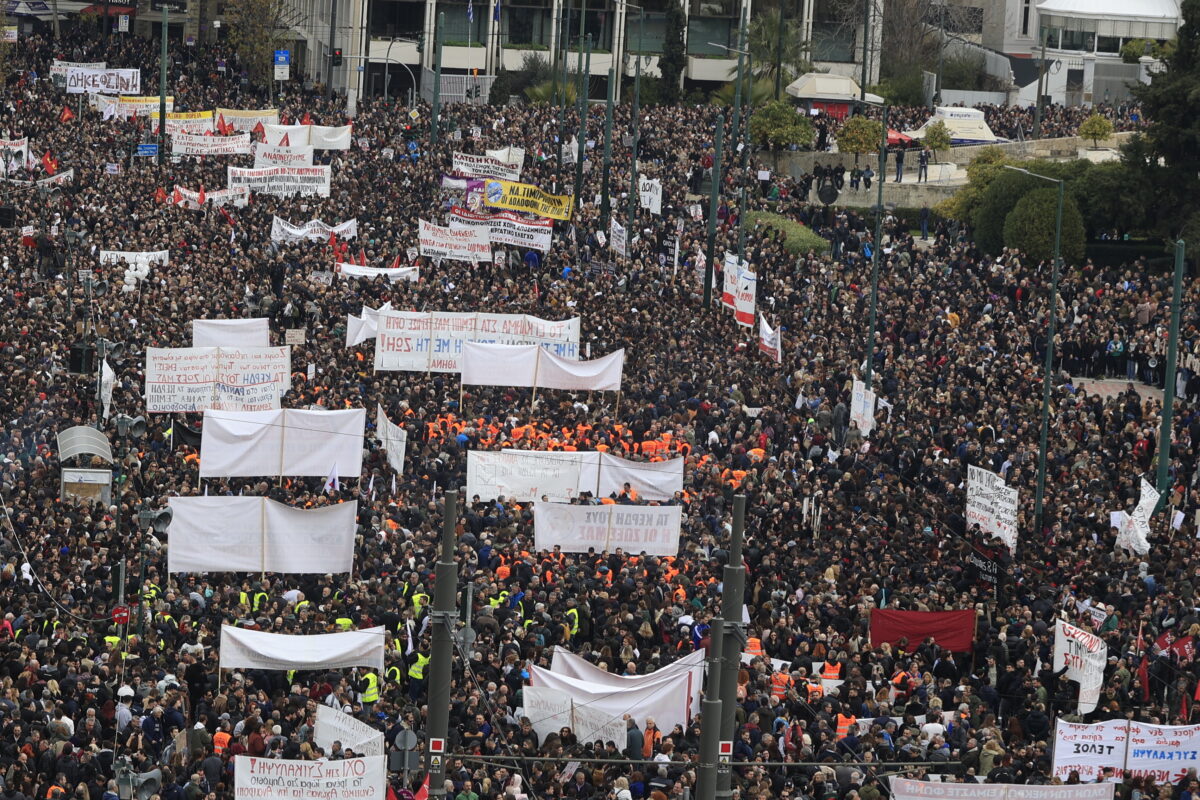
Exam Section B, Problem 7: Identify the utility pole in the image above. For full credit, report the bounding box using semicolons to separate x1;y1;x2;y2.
863;105;886;390
773;3;785;100
424;489;459;798
729;11;746;158
556;18;569;190
715;495;746;799
158;4;168;166
934;1;945;107
696;610;724;800
600;67;615;229
702;111;724;307
626;4;643;228
328;0;338;99
1033;25;1048;139
859;0;869;100
1157;239;1186;509
737;52;752;259
432;12;444;145
572;33;591;212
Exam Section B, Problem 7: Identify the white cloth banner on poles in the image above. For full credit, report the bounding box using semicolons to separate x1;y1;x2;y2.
528;665;698;742
610;218;628;258
452;152;521;181
1116;478;1159;554
115;96;173;117
1051;719;1200;783
467;450;683;502
234;756;385;800
271;217;357;242
447;206;553;252
486;146;525;166
150;111;214;135
227;166;331;197
850;379;876;436
639;177;663;215
221;626;384;672
966;464;1019;550
375;404;408;475
313;706;385;757
534;502;682;556
460;342;624;391
52;60;105;78
144;347;290;413
310;125;353;150
172;185;250;210
890;779;1113;800
263;123;309;146
758;314;782;363
254;143;315;167
548;647;704;732
166;496;357;574
216;108;280;131
374;311;580;373
100;359;115;421
172;133;252;156
418;219;491;263
1053;619;1107;715
192;319;270;348
99;249;169;267
734;269;756;327
1052;719;1130;781
198;408;365;478
346;304;392;347
336;263;419;282
65;67;139;94
1126;722;1200;782
721;253;745;309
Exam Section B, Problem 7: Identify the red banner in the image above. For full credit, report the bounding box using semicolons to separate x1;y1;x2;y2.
869;609;976;653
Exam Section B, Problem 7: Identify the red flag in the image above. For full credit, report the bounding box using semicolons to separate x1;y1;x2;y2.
197;185;207;205
58;106;74;123
219;206;235;227
40;151;57;176
204;128;214;136
414;778;429;800
281;113;290;125
279;132;291;147
154;186;167;204
301;112;313;125
328;231;337;249
217;113;231;135
252;121;265;142
357;248;368;266
172;187;184;205
1138;656;1150;702
390;254;401;270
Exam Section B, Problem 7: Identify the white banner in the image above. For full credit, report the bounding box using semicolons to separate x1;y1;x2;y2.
966;465;1019;550
1126;722;1200;782
461;343;623;391
199;408;365;478
452;151;521;181
270;217;358;242
610;218;627;258
311;124;353;150
336;263;419;282
99;249;169;268
66;67;139;95
850;379;876;436
375;404;407;475
263;123;309;146
193;319;270;348
374;312;580;373
216;108;280;131
758;314;781;364
167;496;357;574
52;60;104;78
101;359;115;421
144;347;290;413
467;450;683;502
528;666;698;743
116;95;173;117
234;756;385;800
150;111;214;136
313;706;385;758
227;166;331;197
638;176;663;215
447;206;553;252
891;779;1112;800
1053;619;1106;715
347;305;392;347
221;626;384;673
172;185;250;210
418;219;491;263
734;269;756;327
486;146;525;166
172;133;252;156
534;502;682;555
721;253;745;309
1117;478;1159;554
1052;719;1129;782
0;137;27;175
255;142;315;167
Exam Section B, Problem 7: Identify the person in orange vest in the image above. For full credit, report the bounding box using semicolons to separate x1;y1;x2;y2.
642;717;663;758
821;660;841;681
835;703;857;739
745;635;764;659
770;669;795;700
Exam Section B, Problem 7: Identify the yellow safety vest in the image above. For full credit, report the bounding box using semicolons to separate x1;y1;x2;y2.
362;672;380;703
386;666;403;684
295;600;310;612
408;654;429;680
253;592;269;611
565;608;580;635
335;617;353;631
412;593;429;618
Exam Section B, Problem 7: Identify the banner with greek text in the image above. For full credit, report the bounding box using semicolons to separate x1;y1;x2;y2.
65;68;139;95
610;218;627;258
0;138;27;175
1053;619;1106;715
374;311;580;373
1052;719;1130;781
52;60;104;78
639;176;663;215
150;110;214;135
966;465;1018;550
734;269;756;327
99;250;169;267
534;502;682;556
270;217;358;242
447;206;552;251
721;253;740;309
215;108;280;130
254;142;315;167
418;219;492;263
172;133;252;156
1116;478;1159;555
850;379;876;436
467;450;683;502
144;347;291;413
227;166;331;197
313;706;385;758
890;779;1112;800
452;151;522;181
483;179;572;221
116;96;172;117
235;755;385;800
172;186;250;210
336;263;419;282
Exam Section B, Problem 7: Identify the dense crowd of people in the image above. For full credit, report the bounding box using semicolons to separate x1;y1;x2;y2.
0;19;1193;800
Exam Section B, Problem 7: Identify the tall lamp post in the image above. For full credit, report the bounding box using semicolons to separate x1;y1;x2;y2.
1003;164;1064;541
1157;239;1186;510
860;101;887;392
707;38;751;262
625;2;643;230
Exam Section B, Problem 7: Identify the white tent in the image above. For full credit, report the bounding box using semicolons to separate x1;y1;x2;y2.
905;106;1004;145
784;73;884;105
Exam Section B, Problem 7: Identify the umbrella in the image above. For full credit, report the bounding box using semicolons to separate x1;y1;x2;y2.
887;129;913;146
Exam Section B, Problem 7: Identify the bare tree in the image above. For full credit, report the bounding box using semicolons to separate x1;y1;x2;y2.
225;0;307;88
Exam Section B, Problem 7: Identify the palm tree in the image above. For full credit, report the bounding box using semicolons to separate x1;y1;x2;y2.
709;77;775;108
742;7;814;95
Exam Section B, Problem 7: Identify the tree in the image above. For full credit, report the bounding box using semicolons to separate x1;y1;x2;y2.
744;8;813;95
224;0;297;88
525;78;577;105
1078;113;1114;149
1003;187;1086;265
836;116;882;165
1071;161;1145;239
922;120;952;163
749;100;814;165
489;69;513;105
936;145;1009;222
971;160;1077;256
658;0;686;105
709;78;775;108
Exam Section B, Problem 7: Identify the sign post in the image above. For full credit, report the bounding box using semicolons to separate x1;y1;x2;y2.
274;50;290;82
149;0;186;166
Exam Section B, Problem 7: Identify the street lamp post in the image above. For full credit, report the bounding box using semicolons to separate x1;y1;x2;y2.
702;110;724;307
432;12;445;145
864;105;886;390
1003;164;1064;540
626;3;643;230
600;66;615;228
708;38;751;262
573;33;591;211
1158;239;1187;509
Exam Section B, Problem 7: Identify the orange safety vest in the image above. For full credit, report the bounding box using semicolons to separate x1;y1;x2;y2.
807;682;825;702
214;730;231;754
745;637;763;657
835;713;856;739
822;662;841;681
771;672;794;699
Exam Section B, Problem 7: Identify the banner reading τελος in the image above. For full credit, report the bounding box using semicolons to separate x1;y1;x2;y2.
483;179;572;221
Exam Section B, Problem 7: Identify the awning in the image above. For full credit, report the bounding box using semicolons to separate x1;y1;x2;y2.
81;4;136;15
887;129;912;145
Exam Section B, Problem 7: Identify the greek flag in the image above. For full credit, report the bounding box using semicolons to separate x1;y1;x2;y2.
467;0;474;22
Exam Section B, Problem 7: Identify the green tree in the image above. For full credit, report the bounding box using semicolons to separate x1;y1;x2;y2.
224;0;292;88
836;116;882;165
1071;161;1144;238
922;120;952;163
658;0;686;105
1003;187;1086;264
525;78;577;104
936;145;1009;221
709;78;775;108
749;100;814;165
971;160;1078;255
744;8;812;96
1078;113;1114;149
489;68;513;105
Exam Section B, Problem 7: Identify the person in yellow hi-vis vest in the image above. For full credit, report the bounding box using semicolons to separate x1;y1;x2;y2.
407;650;429;702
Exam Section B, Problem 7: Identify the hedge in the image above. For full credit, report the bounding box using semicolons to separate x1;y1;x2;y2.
747;211;830;255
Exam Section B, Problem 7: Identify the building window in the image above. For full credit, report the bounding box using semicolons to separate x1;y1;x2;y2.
1059;28;1094;52
1097;35;1120;53
1021;0;1030;36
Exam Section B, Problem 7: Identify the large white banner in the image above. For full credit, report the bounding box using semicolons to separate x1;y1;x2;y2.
461;343;624;391
734;269;756;327
610;218;628;259
759;314;781;364
172;185;250;210
418;219;491;263
1116;478;1159;554
347;305;392;347
227;166;331;197
199;408;365;478
235;756;385;800
522;686;627;750
262;123;308;145
850;379;876;436
99;250;169;268
1053;619;1106;715
221;626;385;672
144;347;290;413
172;133;253;156
639;177;663;215
375;404;407;474
270;217;358;242
216;108;280;131
966;465;1019;550
193;319;270;348
374;312;580;373
1052;719;1130;781
447;206;553;252
313;706;385;757
890;779;1112;800
528;665;698;743
167;496;357;574
1126;722;1200;783
255;142;315;167
467;450;683;502
1051;720;1200;784
115;95;173;117
52;60;105;78
534;502;682;555
66;67;139;95
486;146;525;166
452;152;522;181
150;111;215;136
261;124;353;150
336;263;419;282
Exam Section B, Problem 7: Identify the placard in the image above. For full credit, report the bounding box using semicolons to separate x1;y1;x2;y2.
966;465;1018;550
1052;719;1130;781
144;347;291;413
452;151;522;181
172;132;252;156
65;68;139;95
234;755;385;800
447;206;552;252
374;312;579;373
285;329;305;345
417;219;491;263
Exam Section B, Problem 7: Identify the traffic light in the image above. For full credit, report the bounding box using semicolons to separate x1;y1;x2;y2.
331;48;343;66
